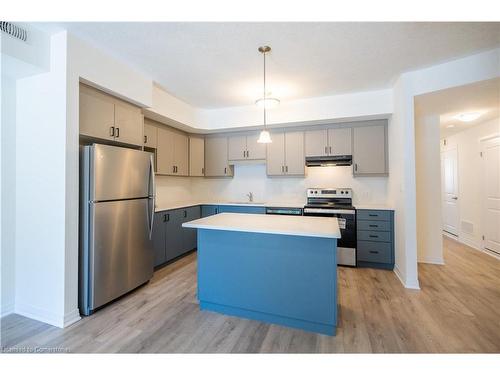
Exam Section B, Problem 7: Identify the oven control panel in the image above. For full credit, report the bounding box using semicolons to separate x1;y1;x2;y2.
306;188;352;198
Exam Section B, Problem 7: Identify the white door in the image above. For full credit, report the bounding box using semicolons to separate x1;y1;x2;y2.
481;136;500;254
441;147;459;236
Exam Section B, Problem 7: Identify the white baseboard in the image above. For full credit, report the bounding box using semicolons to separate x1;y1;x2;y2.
15;302;67;328
418;257;445;265
393;265;420;290
63;308;81;327
1;302;15;318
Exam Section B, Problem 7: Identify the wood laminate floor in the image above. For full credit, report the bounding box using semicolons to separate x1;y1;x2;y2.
1;236;500;353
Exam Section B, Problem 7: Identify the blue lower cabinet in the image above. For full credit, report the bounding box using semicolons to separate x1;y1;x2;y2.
357;209;395;270
217;205;266;214
201;205;218;217
153;205;201;267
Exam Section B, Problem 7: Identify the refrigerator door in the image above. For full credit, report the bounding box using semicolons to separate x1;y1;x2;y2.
90;144;152;201
89;198;154;310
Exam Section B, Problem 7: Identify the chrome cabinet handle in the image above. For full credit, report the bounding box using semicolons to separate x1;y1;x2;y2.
369;250;379;254
285;165;288;173
325;146;328;154
115;127;120;138
281;166;284;173
329;146;332;154
452;196;458;200
144;135;148;144
369;235;378;238
201;167;204;175
110;126;115;137
224;167;227;175
184;210;187;218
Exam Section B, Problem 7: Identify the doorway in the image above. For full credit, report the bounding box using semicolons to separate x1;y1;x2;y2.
441;146;459;237
481;135;500;255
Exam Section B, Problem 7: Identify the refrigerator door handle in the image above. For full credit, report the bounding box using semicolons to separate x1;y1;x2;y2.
148;154;156;239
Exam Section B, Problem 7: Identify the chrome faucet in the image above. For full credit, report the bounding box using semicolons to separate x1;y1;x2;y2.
247;192;254;202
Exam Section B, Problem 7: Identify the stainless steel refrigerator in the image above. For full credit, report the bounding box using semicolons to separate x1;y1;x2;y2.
79;144;155;315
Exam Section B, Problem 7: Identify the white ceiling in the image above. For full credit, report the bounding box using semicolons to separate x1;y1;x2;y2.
43;22;500;108
415;78;500;137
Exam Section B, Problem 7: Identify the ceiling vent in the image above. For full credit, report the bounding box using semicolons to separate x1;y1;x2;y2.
1;22;27;42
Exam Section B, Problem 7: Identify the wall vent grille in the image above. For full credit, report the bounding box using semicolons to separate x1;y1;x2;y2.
1;22;27;42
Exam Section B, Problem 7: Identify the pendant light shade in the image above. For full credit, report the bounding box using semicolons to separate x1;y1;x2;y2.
257;130;272;144
256;45;275;144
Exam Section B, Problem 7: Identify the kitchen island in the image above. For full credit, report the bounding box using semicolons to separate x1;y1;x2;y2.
182;213;341;335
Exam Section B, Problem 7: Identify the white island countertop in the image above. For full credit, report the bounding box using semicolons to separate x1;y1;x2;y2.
182;213;341;239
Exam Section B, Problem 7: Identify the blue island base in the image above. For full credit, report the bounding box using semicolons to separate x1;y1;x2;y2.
196;229;338;336
200;301;336;335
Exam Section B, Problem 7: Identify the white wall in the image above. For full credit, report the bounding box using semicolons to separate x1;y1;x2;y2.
14;32;73;327
387;48;500;289
415;115;444;264
441;117;500;250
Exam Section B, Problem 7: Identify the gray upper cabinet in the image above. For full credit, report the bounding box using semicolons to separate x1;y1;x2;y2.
189;136;205;177
305;126;352;157
228;133;266;161
79;83;144;146
205;136;233;177
156;127;189;176
328;127;352;156
143;120;158;148
267;130;305;176
352;123;388;176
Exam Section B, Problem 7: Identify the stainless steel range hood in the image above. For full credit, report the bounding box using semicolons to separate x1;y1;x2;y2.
305;155;352;167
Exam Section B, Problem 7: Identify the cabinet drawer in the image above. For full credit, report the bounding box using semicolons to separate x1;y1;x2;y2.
357;210;391;221
357;241;392;264
357;220;391;232
357;230;391;242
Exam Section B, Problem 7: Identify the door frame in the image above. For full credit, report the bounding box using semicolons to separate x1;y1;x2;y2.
440;144;460;237
479;133;500;256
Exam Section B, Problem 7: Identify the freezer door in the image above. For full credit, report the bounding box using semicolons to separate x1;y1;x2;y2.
89;198;154;310
90;144;153;201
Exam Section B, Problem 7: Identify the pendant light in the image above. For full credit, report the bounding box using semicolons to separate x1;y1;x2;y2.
257;46;278;144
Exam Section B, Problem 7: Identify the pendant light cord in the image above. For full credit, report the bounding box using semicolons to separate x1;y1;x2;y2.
263;49;267;129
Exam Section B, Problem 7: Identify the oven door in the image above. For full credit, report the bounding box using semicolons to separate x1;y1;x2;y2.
303;208;357;266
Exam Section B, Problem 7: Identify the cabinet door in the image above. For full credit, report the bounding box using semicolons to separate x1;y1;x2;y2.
79;85;115;140
205;136;232;177
114;100;144;146
173;132;189;176
156;127;175;175
189;136;205;176
266;132;286;176
305;129;328;157
165;209;184;262
182;206;200;252
201;205;218;217
353;125;387;175
152;212;166;267
284;131;305;176
144;121;158;148
246;132;267;160
328;127;352;156
228;135;247;161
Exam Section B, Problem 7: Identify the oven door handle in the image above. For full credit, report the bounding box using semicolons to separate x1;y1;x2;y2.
303;208;356;215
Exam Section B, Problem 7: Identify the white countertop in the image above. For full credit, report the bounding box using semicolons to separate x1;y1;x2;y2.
155;200;306;212
355;204;394;211
182;213;341;239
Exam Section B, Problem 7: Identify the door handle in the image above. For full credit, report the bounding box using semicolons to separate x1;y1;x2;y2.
172;165;175;173
325;146;328;154
281;166;284;173
354;163;358;172
452;196;458;200
369;250;379;254
144;135;148;144
163;214;167;222
285;165;288;173
369;235;379;238
115;127;120;138
243;150;245;158
201;167;204;175
329;146;332;154
184;210;187;218
369;224;378;228
224;167;227;175
109;126;115;137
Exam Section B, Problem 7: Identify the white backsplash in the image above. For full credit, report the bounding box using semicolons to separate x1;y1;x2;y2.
156;164;389;206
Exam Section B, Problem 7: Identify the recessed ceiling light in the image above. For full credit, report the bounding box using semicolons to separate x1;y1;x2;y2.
454;112;482;122
447;124;455;128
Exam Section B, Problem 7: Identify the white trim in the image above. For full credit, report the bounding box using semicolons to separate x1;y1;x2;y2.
418;257;445;265
483;248;500;261
393;265;421;290
15;302;66;328
63;309;81;327
442;230;458;240
1;302;15;318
